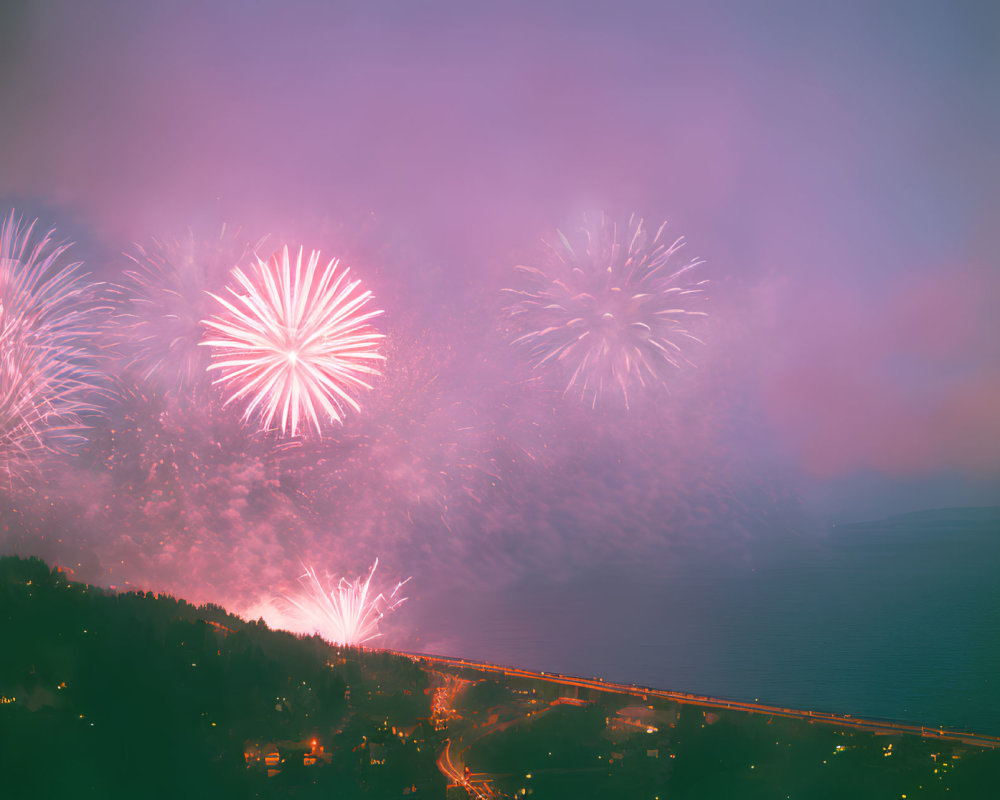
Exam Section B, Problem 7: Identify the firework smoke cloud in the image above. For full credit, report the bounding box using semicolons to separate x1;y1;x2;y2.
201;245;385;437
505;214;708;409
0;211;103;483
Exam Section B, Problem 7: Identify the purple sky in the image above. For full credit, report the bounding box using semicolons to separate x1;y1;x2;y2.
1;1;998;623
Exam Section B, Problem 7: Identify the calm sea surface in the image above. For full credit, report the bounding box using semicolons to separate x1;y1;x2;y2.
418;509;1000;735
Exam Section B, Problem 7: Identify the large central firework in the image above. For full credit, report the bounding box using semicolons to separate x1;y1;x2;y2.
280;560;410;645
505;214;708;409
201;246;385;437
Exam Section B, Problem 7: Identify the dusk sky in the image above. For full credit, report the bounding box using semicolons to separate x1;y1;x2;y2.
1;1;998;688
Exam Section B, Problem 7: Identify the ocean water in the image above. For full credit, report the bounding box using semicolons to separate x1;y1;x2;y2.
418;508;1000;735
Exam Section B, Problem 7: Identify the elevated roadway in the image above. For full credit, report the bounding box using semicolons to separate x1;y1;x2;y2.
388;649;1000;751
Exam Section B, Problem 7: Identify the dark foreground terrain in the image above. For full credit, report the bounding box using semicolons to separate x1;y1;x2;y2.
0;556;443;798
3;555;998;798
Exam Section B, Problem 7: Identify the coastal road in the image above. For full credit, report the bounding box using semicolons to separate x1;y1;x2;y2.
389;649;1000;751
437;737;499;799
429;676;501;800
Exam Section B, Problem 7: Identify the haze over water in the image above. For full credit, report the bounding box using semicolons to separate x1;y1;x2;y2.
423;508;1000;736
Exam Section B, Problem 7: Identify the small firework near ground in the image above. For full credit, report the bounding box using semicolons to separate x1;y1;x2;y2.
201;245;385;437
276;559;411;645
0;211;103;484
505;214;708;410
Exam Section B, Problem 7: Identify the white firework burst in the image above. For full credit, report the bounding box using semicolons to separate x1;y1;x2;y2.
201;245;385;437
280;559;410;645
505;214;708;409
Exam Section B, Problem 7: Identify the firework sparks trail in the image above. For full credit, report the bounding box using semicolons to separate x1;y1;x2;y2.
504;214;708;409
110;226;265;395
0;211;102;482
201;245;385;437
280;559;410;645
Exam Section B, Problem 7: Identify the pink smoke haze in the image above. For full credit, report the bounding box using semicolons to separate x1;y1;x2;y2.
0;2;997;624
761;265;1000;477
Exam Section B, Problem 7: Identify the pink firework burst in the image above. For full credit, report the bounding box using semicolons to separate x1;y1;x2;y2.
201;245;385;437
110;226;265;396
505;214;708;409
0;211;102;482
